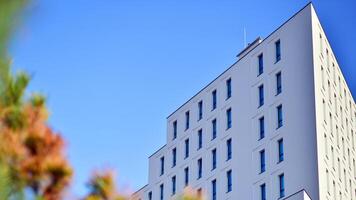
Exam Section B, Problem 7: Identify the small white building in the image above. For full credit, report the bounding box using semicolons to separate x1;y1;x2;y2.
131;3;355;200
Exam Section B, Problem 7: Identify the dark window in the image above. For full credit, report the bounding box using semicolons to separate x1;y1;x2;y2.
260;184;266;200
160;184;164;200
212;179;217;200
172;148;176;167
198;158;202;179
279;173;285;198
276;72;282;95
277;105;283;128
227;170;232;192
226;108;232;129
212;148;217;170
259;85;264;107
173;120;177;140
185;139;189;159
227;138;232;160
198;101;203;120
260;150;265;173
148;191;152;200
212;119;217;140
258;54;264;75
278;139;284;162
226;78;232;99
185;111;190;130
198;129;203;150
259;117;265;140
275;40;281;62
172;176;176;195
184;167;189;186
160;156;164;175
212;90;217;110
197;188;202;199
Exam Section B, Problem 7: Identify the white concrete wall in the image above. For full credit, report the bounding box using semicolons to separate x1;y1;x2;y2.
311;4;356;200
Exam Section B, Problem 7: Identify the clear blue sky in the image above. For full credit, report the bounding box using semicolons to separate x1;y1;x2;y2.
9;0;356;197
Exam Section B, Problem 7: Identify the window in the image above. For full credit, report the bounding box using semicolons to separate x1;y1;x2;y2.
260;183;266;200
197;158;202;179
148;191;152;200
198;129;203;150
172;176;176;195
173;120;177;140
277;105;283;128
185;111;190;130
259;117;265;140
198;101;203;120
212;119;217;140
184;167;189;186
226;108;232;129
227;170;232;192
279;173;285;198
212;148;217;170
278;139;284;162
160;156;164;175
227;138;232;161
185;139;189;159
212;90;217;110
212;179;217;200
276;72;282;95
226;78;232;99
197;188;202;199
275;40;281;62
160;184;164;200
321;66;325;89
260;150;266;173
319;34;323;55
258;54;263;75
172;148;176;167
258;85;264;107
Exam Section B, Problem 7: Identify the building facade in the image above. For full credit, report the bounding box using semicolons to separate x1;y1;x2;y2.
131;3;355;200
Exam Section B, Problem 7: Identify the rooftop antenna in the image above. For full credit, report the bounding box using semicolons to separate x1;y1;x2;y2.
243;27;247;48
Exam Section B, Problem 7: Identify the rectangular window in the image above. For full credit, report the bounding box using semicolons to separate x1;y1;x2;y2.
197;188;202;199
227;138;232;161
275;40;281;62
185;139;189;159
227;170;232;192
173;120;177;140
212;148;217;170
279;173;285;198
148;191;152;200
258;85;264;107
277;105;283;128
184;167;189;186
320;34;323;55
258;54;263;75
278;139;284;162
160;184;164;200
172;176;176;195
198;129;203;150
198;101;203;120
276;72;282;95
212;90;217;110
259;117;265;140
197;158;202;179
172;148;176;167
226;108;232;129
160;156;165;175
226;78;232;99
185;111;190;130
260;183;266;200
212;119;217;140
212;179;217;200
260;150;266;173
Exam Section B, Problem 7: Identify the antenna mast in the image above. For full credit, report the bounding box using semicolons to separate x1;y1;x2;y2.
243;28;247;48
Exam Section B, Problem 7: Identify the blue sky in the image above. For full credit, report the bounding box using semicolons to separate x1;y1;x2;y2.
9;0;356;197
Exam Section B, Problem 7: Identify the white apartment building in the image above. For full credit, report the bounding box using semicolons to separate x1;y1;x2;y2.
131;3;355;200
